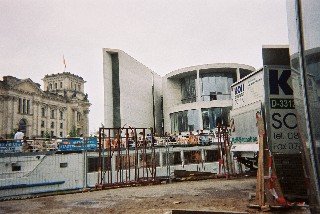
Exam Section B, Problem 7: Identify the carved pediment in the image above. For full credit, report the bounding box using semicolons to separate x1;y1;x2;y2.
13;79;43;95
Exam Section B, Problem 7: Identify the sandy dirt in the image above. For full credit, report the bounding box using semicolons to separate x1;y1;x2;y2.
0;177;310;214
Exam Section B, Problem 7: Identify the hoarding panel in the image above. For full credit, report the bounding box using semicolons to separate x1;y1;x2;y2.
59;138;97;151
230;70;263;144
264;67;301;154
232;70;263;110
0;140;22;153
230;102;260;144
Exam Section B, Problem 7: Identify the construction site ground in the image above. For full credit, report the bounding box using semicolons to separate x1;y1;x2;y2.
0;177;310;214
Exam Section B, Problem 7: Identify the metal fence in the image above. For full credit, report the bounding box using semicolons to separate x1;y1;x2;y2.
0;129;225;198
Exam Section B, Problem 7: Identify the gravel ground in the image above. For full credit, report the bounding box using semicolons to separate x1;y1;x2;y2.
0;177;310;214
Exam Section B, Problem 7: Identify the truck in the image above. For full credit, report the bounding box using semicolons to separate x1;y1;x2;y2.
229;46;307;201
229;68;263;172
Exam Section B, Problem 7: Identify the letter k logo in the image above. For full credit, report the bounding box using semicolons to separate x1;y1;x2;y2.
269;69;293;95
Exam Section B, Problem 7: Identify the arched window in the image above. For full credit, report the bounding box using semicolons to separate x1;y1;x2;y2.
19;119;27;135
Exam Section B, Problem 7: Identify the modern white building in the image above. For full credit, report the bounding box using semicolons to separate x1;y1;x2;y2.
162;64;255;134
103;49;163;134
103;48;255;136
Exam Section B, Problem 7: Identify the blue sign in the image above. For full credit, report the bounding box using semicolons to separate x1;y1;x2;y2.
59;138;97;151
0;140;22;153
235;83;244;95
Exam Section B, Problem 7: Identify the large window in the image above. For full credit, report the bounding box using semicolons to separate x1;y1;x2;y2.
204;150;219;162
18;98;31;114
88;157;111;172
18;119;27;134
41;107;46;117
170;109;199;133
77;112;81;122
51;109;55;119
181;75;197;104
184;150;202;164
162;152;182;166
202;107;231;130
200;73;235;101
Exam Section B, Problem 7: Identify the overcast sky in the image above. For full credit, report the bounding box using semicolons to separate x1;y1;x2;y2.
0;0;289;134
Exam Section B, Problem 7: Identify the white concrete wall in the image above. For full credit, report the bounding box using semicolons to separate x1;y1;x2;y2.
0;153;84;198
118;50;154;128
103;49;162;133
153;74;163;135
103;50;114;128
162;78;182;133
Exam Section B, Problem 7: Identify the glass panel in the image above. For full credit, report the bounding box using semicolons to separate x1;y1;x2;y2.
205;150;219;162
184;151;202;164
202;109;209;130
88;157;111;172
170;110;199;133
200;72;235;101
187;109;199;132
202;107;231;130
181;75;197;104
287;0;320;208
162;152;181;166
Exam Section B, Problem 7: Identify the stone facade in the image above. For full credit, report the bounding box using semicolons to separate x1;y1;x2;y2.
0;72;91;138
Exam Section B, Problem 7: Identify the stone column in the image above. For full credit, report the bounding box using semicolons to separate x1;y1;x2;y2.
181;150;185;166
0;97;3;136
83;110;90;136
46;106;50;130
74;109;78;133
32;100;38;137
196;69;203;131
196;69;201;102
9;96;15;133
37;102;42;137
236;67;240;81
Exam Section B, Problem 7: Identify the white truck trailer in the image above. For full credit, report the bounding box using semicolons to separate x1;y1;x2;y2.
230;46;307;201
229;68;263;171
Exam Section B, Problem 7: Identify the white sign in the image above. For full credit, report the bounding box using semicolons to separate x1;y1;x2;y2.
265;67;301;154
232;71;263;110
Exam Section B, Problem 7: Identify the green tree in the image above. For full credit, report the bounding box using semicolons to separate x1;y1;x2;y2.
8;128;18;139
68;126;77;137
44;129;51;138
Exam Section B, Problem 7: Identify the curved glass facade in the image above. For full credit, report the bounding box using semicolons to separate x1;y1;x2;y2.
165;65;254;136
200;73;235;101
